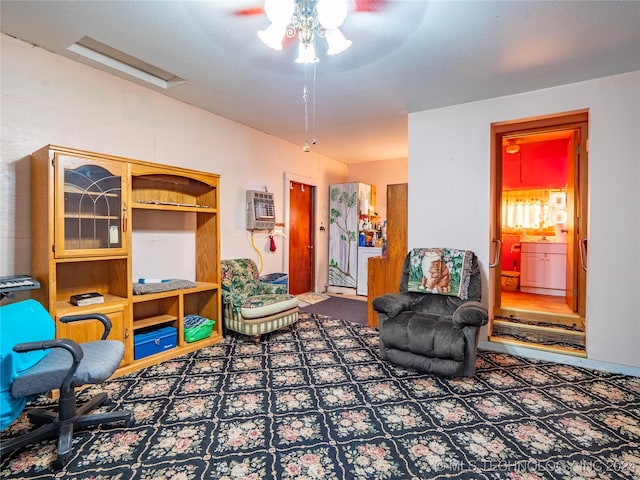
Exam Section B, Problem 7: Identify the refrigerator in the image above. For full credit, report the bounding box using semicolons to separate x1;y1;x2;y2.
328;182;374;291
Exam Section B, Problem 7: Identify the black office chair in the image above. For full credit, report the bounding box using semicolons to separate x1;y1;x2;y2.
0;299;132;468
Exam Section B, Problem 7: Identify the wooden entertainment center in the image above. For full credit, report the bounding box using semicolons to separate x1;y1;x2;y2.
30;145;222;376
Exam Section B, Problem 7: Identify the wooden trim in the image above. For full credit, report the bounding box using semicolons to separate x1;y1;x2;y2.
491;109;589;132
489;110;589;350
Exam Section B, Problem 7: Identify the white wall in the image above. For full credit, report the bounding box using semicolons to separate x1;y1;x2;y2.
348;157;408;221
409;71;640;369
0;34;348;291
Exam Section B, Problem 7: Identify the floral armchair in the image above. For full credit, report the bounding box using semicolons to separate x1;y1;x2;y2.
221;258;299;339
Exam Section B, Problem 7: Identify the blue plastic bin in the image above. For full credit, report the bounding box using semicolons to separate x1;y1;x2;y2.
134;326;177;360
260;273;288;291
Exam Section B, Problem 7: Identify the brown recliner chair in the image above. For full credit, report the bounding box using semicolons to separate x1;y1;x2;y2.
372;248;488;377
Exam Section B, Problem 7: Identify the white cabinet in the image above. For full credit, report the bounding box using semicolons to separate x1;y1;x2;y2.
357;247;382;296
520;242;567;296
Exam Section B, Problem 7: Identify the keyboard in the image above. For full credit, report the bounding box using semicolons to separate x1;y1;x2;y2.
0;275;41;296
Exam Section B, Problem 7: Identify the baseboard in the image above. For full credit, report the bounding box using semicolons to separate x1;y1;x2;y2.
326;286;357;296
478;340;640;377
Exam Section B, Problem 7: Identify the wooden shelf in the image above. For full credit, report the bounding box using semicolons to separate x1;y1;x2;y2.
133;314;177;331
55;293;128;316
55;254;129;263
114;333;223;377
189;282;219;292
132;282;218;303
132;201;216;213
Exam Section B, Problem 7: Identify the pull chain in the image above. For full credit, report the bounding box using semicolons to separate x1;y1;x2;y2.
311;62;316;146
302;62;317;153
303;68;310;152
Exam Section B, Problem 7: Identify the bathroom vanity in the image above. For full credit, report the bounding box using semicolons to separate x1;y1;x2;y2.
520;241;567;296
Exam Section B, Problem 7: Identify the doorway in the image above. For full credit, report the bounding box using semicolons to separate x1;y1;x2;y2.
288;180;315;295
489;111;589;356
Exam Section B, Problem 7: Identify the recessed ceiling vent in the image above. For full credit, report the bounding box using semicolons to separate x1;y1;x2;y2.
67;36;185;89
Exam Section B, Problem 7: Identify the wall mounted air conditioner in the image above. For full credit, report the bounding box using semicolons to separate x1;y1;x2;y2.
246;190;275;231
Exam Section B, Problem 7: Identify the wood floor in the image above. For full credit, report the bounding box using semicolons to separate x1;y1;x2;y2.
500;290;575;316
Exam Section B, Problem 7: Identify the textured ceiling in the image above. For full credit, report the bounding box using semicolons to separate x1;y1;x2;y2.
2;1;639;163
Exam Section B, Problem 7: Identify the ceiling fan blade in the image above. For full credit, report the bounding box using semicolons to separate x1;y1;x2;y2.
354;0;388;13
234;6;264;16
235;1;388;17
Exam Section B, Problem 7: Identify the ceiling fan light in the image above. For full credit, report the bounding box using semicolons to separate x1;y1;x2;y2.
325;28;352;55
295;42;318;64
263;0;295;25
258;23;286;50
316;0;349;29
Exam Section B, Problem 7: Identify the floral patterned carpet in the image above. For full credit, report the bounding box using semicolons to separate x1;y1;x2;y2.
2;313;639;479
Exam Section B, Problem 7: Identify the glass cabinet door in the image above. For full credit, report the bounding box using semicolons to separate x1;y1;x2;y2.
54;154;129;257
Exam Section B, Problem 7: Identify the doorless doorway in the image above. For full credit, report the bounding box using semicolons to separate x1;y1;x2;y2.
489;110;589;356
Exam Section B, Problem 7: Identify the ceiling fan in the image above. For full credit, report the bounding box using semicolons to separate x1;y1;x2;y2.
231;0;390;149
234;0;388;17
235;0;388;62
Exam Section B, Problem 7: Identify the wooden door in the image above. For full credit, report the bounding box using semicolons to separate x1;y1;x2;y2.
288;181;314;294
367;183;408;327
56;308;124;345
564;129;578;310
565;125;588;315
